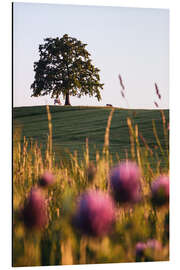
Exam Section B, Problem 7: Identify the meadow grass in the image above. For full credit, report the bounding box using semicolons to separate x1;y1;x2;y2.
13;106;169;168
13;105;169;266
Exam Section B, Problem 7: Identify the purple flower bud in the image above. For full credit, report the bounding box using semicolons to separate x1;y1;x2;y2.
135;242;147;258
151;175;169;206
135;239;161;261
39;171;55;188
22;188;48;230
74;190;115;237
110;161;141;204
146;239;162;251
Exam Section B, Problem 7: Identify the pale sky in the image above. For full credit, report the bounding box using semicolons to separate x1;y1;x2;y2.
13;2;169;109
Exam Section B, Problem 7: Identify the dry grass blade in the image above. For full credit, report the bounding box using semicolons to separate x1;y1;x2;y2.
103;108;115;153
46;105;53;170
152;119;165;157
139;133;153;156
127;117;136;160
135;124;142;169
85;137;89;166
160;110;169;157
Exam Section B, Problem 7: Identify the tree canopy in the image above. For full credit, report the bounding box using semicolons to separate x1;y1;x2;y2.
31;34;104;105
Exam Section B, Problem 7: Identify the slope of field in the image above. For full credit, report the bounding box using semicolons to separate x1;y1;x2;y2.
13;106;169;166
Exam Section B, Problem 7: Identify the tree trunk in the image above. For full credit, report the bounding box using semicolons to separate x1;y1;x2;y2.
65;92;71;106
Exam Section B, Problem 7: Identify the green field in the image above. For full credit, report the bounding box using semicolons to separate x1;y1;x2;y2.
13;105;169;166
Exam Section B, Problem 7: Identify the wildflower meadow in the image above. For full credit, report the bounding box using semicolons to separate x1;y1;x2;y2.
13;105;169;266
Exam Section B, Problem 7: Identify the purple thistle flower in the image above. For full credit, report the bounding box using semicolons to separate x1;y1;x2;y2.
135;242;147;259
110;161;141;204
74;190;115;237
39;171;55;188
151;175;169;207
135;239;161;261
22;188;48;230
146;239;162;251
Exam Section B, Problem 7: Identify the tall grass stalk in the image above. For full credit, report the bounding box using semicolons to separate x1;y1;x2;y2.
160;110;169;156
152;119;168;168
103;108;115;155
85;137;89;166
127;117;136;160
135;124;142;169
46;105;53;170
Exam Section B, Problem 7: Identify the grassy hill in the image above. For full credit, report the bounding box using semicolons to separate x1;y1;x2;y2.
13;106;169;167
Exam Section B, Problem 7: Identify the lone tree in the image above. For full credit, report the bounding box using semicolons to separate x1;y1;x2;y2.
31;34;104;105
